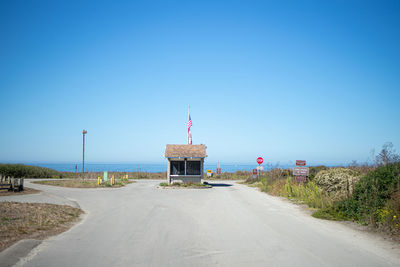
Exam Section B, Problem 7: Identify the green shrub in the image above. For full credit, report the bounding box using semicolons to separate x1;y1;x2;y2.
336;162;400;225
0;164;63;178
312;206;348;221
242;161;400;235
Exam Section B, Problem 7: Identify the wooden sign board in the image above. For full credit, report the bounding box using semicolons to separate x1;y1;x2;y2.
296;160;306;166
293;167;309;176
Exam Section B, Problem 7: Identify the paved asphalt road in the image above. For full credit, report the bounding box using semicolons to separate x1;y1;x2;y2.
1;180;400;267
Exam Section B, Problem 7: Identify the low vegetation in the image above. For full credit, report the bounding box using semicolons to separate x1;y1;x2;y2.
0;164;65;178
209;170;252;180
247;173;332;209
33;179;134;188
317;163;400;235
0;202;83;252
159;182;211;188
80;171;166;180
313;168;361;202
244;142;400;239
0;164;167;180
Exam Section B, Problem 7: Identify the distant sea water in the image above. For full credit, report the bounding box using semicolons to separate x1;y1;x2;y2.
28;163;292;173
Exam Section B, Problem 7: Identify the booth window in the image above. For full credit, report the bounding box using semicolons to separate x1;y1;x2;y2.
170;160;201;175
170;161;185;175
186;161;201;175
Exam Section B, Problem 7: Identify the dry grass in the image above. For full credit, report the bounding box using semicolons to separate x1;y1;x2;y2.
32;179;134;188
0;187;41;197
77;172;166;180
0;202;83;252
208;170;251;180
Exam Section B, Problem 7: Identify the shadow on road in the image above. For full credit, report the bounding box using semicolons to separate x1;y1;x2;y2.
204;182;233;187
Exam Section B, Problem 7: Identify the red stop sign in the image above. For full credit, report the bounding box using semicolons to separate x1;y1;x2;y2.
257;157;263;164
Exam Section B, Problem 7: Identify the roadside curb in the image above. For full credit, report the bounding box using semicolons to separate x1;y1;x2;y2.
0;239;42;267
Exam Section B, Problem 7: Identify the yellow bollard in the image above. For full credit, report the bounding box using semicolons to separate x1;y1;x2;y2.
97;176;101;185
112;175;115;185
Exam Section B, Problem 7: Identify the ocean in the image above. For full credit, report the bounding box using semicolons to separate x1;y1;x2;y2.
28;163;292;173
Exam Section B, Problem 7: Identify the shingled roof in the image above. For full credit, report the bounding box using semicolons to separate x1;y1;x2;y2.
165;144;207;158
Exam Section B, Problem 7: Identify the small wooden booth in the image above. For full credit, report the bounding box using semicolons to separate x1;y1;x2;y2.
165;144;207;184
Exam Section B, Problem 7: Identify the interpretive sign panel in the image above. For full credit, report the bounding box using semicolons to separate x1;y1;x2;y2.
293;167;309;176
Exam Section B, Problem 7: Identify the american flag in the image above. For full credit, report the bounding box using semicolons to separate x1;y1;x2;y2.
188;114;192;145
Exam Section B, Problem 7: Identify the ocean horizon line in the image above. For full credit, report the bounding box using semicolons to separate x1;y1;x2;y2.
0;162;356;173
1;160;352;166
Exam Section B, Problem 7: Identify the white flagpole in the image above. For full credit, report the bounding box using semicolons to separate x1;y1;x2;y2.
188;105;190;144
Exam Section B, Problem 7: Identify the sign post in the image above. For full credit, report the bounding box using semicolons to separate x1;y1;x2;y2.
252;169;257;179
294;160;308;183
216;162;221;175
256;157;263;179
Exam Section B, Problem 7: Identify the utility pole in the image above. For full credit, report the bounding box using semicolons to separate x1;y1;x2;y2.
82;130;87;174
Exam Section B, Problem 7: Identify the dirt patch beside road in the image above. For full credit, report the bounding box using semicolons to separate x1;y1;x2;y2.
0;187;41;197
0;202;83;252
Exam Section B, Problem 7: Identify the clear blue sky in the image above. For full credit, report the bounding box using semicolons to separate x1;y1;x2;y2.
1;0;399;165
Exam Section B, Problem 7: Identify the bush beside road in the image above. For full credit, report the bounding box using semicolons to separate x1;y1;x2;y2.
0;164;64;179
245;162;400;240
